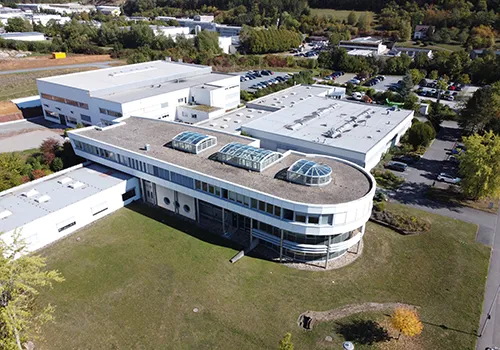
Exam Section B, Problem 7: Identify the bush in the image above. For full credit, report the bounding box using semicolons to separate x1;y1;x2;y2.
373;201;386;211
407;121;436;150
50;157;64;172
372;169;405;190
371;209;431;234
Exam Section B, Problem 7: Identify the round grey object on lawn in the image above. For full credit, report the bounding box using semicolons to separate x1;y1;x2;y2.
193;308;199;313
343;341;354;350
324;336;333;342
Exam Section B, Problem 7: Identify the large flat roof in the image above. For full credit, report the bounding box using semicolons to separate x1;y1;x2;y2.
75;117;372;205
242;96;414;154
37;60;211;93
0;163;132;233
96;72;233;103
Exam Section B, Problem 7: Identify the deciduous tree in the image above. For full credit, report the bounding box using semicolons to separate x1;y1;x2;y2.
459;131;500;199
407;120;436;149
0;232;64;350
391;307;423;338
278;332;294;350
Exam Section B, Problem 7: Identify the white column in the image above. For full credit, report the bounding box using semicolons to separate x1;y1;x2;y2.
325;235;332;268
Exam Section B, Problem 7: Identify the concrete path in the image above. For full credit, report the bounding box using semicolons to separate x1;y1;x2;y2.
0;117;64;152
0;61;116;75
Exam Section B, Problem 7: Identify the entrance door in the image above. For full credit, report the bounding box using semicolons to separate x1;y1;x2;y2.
143;180;157;205
59;114;67;126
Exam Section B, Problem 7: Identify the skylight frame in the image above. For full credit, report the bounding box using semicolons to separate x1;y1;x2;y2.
217;142;282;172
172;131;217;154
287;159;332;186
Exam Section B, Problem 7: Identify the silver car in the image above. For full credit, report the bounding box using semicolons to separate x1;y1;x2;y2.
437;173;461;184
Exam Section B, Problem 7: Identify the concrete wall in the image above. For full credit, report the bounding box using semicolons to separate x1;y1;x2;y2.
1;177;140;254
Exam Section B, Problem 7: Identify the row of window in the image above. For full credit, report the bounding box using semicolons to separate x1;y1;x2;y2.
41;93;89;109
99;107;122;118
195;179;333;225
75;141;336;227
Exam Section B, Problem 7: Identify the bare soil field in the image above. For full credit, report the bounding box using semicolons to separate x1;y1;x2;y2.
0;54;114;71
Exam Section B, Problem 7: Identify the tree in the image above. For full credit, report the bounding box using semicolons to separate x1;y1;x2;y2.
466;25;495;49
347;11;357;25
459;131;500;199
50;157;64;172
428;101;456;130
459;82;500;135
391;307;423;338
399;71;414;99
356;12;372;32
407;121;436;149
399;20;412;41
278;332;294;350
5;18;32;33
0;232;64;350
195;30;222;57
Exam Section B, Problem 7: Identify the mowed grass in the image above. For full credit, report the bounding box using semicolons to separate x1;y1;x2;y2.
309;8;375;21
36;202;489;349
0;68;96;101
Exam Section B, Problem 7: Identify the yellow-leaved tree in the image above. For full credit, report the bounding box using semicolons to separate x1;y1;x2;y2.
391;307;423;339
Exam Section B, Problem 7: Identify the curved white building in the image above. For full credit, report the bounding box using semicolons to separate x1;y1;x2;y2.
68;117;375;266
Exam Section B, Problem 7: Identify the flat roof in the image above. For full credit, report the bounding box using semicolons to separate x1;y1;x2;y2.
347;49;374;56
242;96;414;154
96;72;233;103
197;106;273;133
37;60;211;93
0;163;132;233
75;117;372;205
0;32;44;37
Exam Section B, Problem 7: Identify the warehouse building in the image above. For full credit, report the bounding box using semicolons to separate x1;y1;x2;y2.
200;85;413;170
67;117;375;267
0;163;140;253
36;60;240;127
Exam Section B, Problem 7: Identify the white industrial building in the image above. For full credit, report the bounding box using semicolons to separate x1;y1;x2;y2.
339;37;388;56
156;16;242;37
96;5;121;16
36;60;240;127
67;117;375;267
199;85;413;170
0;31;45;41
0;163;140;253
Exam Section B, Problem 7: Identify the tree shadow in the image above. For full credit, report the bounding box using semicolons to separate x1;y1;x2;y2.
335;320;391;345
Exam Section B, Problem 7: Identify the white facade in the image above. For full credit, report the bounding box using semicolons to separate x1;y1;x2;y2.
156;16;241;37
36;61;240;127
67;117;375;266
0;32;45;41
96;5;121;16
0;163;140;254
339;37;388;56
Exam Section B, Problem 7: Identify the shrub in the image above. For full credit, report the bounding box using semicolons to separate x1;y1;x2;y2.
50;157;64;172
373;201;386;212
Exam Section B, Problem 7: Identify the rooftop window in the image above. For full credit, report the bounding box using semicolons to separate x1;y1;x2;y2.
287;159;332;186
171;131;217;154
217;142;282;172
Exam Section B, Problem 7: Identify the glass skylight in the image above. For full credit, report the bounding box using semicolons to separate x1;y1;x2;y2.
287;159;332;186
217;142;282;172
171;131;217;154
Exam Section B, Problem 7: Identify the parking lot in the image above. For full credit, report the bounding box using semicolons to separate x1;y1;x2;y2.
366;75;403;92
387;121;461;188
235;71;291;91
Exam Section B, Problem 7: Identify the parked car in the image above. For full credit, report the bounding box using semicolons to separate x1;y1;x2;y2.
376;75;385;81
384;161;408;172
437;173;461;184
261;70;271;75
349;79;361;84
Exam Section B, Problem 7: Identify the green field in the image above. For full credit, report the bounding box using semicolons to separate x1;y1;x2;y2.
309;9;375;21
37;202;489;349
398;40;464;52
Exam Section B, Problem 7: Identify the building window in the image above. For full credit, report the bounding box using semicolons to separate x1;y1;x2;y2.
191;114;197;119
251;198;258;209
295;213;306;223
308;215;320;224
320;214;333;225
81;114;91;122
183;204;191;213
164;197;170;205
258;201;266;212
57;219;76;232
122;188;136;201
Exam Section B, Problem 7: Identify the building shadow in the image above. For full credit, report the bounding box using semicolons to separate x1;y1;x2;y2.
390;182;465;212
335;319;391;345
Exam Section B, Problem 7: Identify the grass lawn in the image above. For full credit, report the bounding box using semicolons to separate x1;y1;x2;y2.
0;68;96;102
398;41;464;52
426;186;499;214
36;202;489;349
309;9;375;22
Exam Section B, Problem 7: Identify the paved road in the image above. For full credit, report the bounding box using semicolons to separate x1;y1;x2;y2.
477;208;500;350
0;61;116;75
0;117;64;152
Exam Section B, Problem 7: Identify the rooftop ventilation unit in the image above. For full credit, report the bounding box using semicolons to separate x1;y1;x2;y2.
246;115;253;118
0;209;12;220
69;181;84;189
35;195;51;203
58;177;72;185
22;189;38;198
223;117;231;121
